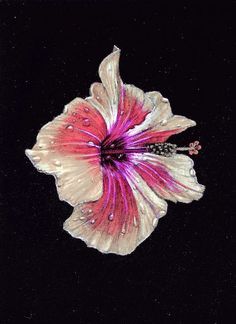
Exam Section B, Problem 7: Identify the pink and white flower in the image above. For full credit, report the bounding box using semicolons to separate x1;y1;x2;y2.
25;46;205;255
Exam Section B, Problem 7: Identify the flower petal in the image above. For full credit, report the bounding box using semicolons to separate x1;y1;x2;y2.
86;82;113;129
25;98;107;206
63;165;167;255
102;84;154;146
86;47;154;134
127;91;196;145
131;153;205;203
86;46;122;129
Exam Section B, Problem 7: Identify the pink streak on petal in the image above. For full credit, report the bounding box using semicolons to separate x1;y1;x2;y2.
81;165;139;236
126;128;181;147
134;161;183;198
103;86;149;146
54;101;107;164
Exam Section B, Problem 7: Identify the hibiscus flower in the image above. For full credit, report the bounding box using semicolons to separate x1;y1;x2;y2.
25;46;205;255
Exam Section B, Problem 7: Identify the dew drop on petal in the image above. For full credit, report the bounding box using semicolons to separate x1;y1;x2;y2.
72;112;77;116
120;110;124;115
133;216;138;227
159;210;166;217
53;160;61;166
152;217;158;227
80;216;85;220
162;97;168;103
82;118;90;126
84;107;90;113
87;141;95;147
32;156;41;162
189;168;196;176
139;203;144;213
66;125;74;131
77;179;81;183
160;119;167;126
38;143;43;149
88;209;92;213
90;219;96;224
96;96;100;100
121;224;126;235
108;213;114;221
50;140;55;145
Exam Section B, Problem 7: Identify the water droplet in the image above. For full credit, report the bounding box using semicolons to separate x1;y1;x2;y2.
177;124;181;128
110;143;115;148
96;96;100;100
121;224;126;235
87;141;95;147
32;156;41;162
66;125;74;131
152;217;158;227
90;219;96;224
133;160;139;166
64;106;69;114
162;97;168;103
72;112;77;116
80;216;85;220
84;107;90;113
140;203;144;213
160;119;167;126
133;216;138;227
82;118;90;126
189;168;196;176
120;110;124;115
108;213;114;221
88;209;92;213
38;143;44;149
77;179;81;183
50;140;55;145
53;160;61;166
159;210;166;217
136;178;140;183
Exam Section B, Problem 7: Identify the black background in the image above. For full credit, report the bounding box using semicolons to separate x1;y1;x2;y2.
1;1;235;323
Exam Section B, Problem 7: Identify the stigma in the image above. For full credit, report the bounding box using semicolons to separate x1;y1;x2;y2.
146;141;202;157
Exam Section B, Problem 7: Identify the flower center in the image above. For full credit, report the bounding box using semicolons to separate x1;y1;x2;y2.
100;139;128;166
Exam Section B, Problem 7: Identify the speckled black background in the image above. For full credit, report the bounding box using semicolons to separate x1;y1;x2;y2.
1;1;235;323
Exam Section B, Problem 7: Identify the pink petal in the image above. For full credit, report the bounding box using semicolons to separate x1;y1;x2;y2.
103;84;153;146
131;153;205;203
127;91;196;144
25;98;107;206
63;163;167;255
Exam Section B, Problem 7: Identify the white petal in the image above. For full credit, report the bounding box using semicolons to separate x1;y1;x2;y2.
63;167;168;255
90;46;122;127
133;153;205;203
128;91;196;137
